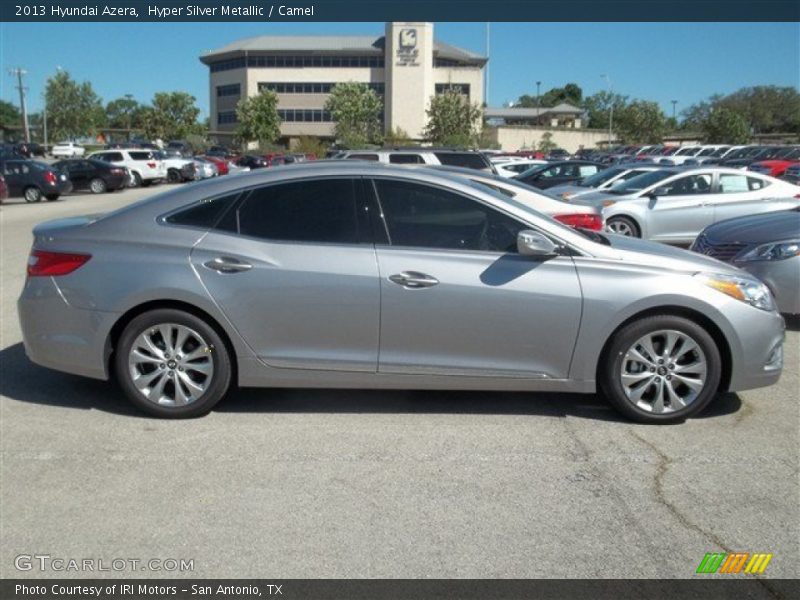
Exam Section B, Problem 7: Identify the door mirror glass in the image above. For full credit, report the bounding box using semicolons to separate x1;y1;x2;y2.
517;230;558;257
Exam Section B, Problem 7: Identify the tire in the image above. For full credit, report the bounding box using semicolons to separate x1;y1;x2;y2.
89;178;107;194
606;216;640;237
129;172;142;188
23;186;42;203
45;194;60;201
167;169;181;184
599;315;722;424
114;309;232;418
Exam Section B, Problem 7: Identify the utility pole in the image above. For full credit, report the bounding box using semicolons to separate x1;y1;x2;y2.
671;99;678;121
601;74;613;147
536;81;541;107
8;68;30;142
43;100;48;148
484;23;490;107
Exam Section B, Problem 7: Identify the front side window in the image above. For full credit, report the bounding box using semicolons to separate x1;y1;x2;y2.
389;154;424;164
346;154;379;161
234;179;360;244
374;179;525;253
656;174;712;196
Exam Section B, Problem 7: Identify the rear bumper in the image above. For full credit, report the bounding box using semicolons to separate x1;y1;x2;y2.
18;276;117;381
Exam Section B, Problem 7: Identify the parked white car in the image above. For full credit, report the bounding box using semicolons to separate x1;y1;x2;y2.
51;142;85;158
153;151;195;183
658;146;726;166
337;149;494;172
88;149;166;187
575;167;800;244
494;159;549;178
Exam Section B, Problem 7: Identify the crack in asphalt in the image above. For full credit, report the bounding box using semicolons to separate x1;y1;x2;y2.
629;431;785;599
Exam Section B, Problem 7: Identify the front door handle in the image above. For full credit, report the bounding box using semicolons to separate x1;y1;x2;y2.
203;256;252;273
389;271;439;289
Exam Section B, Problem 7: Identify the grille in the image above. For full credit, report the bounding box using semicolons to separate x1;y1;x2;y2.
692;234;747;262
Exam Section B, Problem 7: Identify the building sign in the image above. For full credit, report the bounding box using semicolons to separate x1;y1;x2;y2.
396;28;419;66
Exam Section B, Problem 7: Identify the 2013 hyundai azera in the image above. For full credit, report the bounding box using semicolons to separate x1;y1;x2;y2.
18;162;784;423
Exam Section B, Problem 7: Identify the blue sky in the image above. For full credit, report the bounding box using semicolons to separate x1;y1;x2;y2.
1;21;798;119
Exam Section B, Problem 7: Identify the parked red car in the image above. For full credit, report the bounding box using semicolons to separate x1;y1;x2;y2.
262;153;287;167
748;147;800;177
200;155;229;176
0;174;8;203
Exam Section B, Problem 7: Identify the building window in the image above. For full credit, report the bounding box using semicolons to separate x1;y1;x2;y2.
217;111;238;125
216;84;241;97
240;55;384;69
278;109;334;122
210;58;246;72
433;57;476;68
258;82;384;95
435;83;471;97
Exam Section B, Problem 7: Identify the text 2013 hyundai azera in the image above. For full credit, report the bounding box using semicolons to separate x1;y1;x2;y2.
18;163;784;423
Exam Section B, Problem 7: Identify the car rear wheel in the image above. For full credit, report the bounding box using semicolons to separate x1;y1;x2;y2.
115;309;232;418
89;178;107;194
23;186;42;203
606;216;640;237
167;169;182;184
129;172;142;188
599;315;721;424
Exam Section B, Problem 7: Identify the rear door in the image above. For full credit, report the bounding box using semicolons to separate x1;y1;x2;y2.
2;160;27;195
65;160;91;189
191;177;381;372
712;172;778;223
645;173;714;242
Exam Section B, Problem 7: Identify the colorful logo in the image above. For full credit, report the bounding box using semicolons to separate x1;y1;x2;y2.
696;552;773;574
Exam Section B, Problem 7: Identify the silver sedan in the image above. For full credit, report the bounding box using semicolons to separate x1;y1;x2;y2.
575;167;800;244
18;162;785;423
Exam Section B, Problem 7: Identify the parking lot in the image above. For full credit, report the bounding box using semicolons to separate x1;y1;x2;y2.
0;185;798;580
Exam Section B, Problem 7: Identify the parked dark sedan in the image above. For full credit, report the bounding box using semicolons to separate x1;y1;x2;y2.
513;160;605;189
236;154;269;169
0;159;72;202
52;159;128;194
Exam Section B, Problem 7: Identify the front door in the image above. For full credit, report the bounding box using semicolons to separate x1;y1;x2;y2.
370;178;582;379
191;178;380;372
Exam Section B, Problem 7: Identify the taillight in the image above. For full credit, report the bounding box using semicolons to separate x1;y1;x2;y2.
27;250;91;276
44;171;57;185
147;162;157;168
110;168;123;174
554;213;603;231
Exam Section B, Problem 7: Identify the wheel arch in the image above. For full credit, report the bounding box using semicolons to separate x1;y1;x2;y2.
106;299;238;386
595;305;733;393
605;212;643;237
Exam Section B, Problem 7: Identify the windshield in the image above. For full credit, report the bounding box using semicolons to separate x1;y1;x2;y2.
697;147;720;156
605;170;674;194
711;146;731;157
513;163;551;179
579;167;625;188
674;146;698;156
775;147;800;159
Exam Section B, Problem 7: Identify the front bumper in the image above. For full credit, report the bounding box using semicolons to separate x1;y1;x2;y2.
18;276;117;381
724;301;785;392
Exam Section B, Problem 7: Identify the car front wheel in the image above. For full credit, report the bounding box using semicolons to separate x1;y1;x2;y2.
599;315;722;424
606;216;640;237
115;309;232;418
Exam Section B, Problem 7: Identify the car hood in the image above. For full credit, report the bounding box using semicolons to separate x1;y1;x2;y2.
702;209;800;244
597;232;741;275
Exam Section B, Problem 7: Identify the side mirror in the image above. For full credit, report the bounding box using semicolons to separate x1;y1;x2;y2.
517;230;559;257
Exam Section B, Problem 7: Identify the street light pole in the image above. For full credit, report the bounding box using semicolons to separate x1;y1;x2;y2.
601;74;612;147
535;81;541;107
671;99;678;121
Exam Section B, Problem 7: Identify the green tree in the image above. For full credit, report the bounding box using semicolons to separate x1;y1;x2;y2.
106;94;143;131
682;86;800;135
234;89;281;148
384;126;413;146
615;100;667;143
702;107;750;144
582;90;629;129
325;82;383;148
0;100;21;129
536;131;557;153
423;90;482;146
518;83;583;108
44;70;105;140
141;92;202;141
292;135;329;158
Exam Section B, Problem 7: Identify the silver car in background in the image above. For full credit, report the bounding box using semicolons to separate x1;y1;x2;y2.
18;163;784;424
692;208;800;315
575;167;800;243
548;164;662;201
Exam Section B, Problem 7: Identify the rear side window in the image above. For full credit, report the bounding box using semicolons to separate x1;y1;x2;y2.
389;154;425;164
165;193;239;229
235;178;359;244
129;151;154;161
345;154;379;161
97;152;124;162
434;152;490;171
748;176;771;191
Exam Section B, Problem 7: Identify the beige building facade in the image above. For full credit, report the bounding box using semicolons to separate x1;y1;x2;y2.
200;22;486;143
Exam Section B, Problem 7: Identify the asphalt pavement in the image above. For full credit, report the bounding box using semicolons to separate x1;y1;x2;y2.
1;185;798;580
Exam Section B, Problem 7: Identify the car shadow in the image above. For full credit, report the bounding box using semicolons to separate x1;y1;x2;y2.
0;342;742;423
784;314;800;332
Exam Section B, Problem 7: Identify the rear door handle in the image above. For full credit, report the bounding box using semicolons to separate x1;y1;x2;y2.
203;256;252;273
389;271;439;288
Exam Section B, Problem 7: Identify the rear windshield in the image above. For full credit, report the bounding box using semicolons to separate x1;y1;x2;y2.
434;152;490;171
579;167;625;187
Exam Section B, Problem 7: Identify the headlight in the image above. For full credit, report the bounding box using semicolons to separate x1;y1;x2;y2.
737;240;800;262
696;273;775;311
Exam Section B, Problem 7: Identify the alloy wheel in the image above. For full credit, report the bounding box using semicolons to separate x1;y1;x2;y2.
127;323;214;407
607;219;635;236
619;329;707;414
